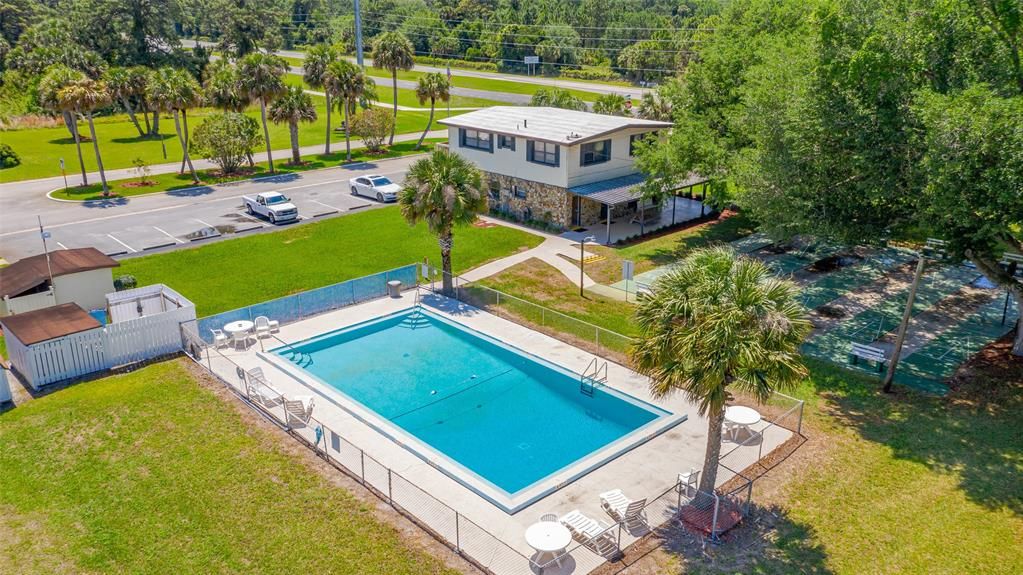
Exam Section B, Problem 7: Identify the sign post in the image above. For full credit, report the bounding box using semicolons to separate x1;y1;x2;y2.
524;56;540;76
60;158;68;196
622;260;635;302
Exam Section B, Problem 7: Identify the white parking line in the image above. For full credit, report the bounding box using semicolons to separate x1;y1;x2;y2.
194;218;216;228
56;242;68;250
107;234;137;253
276;177;350;193
310;199;342;212
153;226;185;244
236;211;265;225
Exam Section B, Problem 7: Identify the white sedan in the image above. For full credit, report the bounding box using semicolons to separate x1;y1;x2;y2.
350;175;402;202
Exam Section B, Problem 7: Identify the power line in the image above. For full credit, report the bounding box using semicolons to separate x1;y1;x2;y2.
360;10;715;32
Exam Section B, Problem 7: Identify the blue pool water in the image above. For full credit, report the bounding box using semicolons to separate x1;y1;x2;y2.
276;309;669;495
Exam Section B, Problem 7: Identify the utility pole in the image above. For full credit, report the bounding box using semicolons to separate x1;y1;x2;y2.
883;240;948;393
354;0;364;67
38;216;55;300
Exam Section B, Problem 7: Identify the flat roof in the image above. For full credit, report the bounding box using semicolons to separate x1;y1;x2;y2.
569;172;710;205
0;303;102;346
0;247;118;298
438;106;672;145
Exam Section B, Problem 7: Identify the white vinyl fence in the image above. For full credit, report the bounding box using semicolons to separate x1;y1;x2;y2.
7;285;196;389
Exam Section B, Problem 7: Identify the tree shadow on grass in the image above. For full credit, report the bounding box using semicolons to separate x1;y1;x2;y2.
806;355;1023;516
640;212;759;268
110;134;174;144
602;503;832;575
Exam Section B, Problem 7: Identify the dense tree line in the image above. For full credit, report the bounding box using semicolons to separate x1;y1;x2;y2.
637;0;1023;354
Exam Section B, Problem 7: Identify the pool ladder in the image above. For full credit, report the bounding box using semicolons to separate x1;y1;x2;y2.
272;334;312;367
580;357;608;397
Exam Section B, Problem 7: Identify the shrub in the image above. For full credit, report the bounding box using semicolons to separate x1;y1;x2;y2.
0;143;20;168
114;274;137;291
190;112;261;174
351;108;394;153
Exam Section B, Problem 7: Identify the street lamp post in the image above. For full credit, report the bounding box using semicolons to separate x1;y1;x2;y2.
580;235;595;297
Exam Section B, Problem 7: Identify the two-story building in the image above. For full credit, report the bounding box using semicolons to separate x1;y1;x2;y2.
440;106;703;242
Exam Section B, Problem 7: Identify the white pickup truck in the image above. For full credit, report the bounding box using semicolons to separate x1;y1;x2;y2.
242;192;299;224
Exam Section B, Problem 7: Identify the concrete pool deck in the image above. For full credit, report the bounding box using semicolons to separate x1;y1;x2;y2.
203;289;794;575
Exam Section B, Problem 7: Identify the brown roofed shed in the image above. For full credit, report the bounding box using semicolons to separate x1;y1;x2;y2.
0;303;102;346
0;247;119;299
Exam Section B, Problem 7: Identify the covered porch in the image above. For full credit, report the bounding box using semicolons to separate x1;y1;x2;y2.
563;173;712;245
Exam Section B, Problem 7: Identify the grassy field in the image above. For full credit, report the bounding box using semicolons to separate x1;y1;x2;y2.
456;217;1023;574
119;207;543;316
0;360;459;574
285;74;503;109
56;139;443;201
0;97;451;182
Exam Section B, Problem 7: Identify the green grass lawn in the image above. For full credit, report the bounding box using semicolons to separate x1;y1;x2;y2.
57;139;443;201
0;97;450;182
119;207;542;316
285;74;504;109
0;360;458;575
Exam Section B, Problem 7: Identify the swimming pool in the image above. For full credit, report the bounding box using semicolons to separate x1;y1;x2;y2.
269;307;684;511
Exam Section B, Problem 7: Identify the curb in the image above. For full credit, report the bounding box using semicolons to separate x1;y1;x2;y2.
43;151;434;205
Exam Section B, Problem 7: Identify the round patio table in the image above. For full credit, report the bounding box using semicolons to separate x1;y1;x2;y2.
724;405;761;441
223;320;254;348
525;521;571;568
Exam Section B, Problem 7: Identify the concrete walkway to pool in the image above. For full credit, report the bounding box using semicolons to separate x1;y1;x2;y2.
463;217;600;289
202;289;795;575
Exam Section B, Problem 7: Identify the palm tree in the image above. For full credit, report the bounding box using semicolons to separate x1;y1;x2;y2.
593;93;628;116
39;64;87;182
203;59;248;112
104;66;148;137
238;53;288;173
269;85;318;164
414;72;449;149
529;87;587;111
398;150;486;296
630;246;811;497
637;91;672;121
372;31;415;145
304;44;339;154
57;79;113;195
325;60;376;161
38;64;85;143
150;67;201;183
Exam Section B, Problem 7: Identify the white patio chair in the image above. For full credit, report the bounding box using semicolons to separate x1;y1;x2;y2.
231;329;250;350
539;513;559;523
284;395;316;426
254;316;273;339
600;489;647;529
560;510;617;555
210;328;229;349
245;367;283;408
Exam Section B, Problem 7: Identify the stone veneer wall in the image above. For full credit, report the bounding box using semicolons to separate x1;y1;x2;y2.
484;171;572;228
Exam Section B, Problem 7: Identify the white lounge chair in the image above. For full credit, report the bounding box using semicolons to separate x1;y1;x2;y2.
210;328;229;349
560;510;617;555
600;489;647;529
284;395;316;425
245;367;283;408
254;316;273;339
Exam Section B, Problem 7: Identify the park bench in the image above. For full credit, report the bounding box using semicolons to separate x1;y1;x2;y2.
848;343;887;373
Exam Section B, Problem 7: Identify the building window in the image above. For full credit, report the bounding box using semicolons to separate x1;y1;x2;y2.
527;140;559;166
498;134;516;150
513;185;527;199
460;128;492;152
630;132;660;156
581;139;611;166
488;180;501;201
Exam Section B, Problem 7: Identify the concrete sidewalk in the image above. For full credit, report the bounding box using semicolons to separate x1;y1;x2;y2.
0;130;446;197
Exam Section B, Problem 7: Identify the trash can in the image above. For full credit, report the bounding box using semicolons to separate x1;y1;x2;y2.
387;280;402;298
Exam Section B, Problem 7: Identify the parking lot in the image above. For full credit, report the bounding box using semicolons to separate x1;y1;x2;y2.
0;159;417;261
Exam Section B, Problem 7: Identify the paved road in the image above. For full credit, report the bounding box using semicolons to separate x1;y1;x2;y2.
0;155;424;262
185;40;648;98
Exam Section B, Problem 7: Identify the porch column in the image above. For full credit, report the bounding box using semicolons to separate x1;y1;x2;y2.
605;202;612;245
701;182;708;216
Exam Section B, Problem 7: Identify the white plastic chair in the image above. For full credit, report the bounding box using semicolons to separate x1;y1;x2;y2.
254;316;273;339
600;489;647;529
210;328;229;349
560;510;617;555
284;395;316;426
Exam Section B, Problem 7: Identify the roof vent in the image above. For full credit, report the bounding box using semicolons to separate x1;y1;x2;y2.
567;132;582;140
